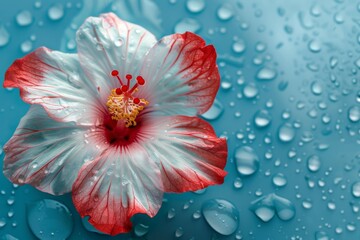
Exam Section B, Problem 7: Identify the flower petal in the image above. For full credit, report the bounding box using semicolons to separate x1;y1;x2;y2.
3;105;103;195
72;145;163;235
76;13;157;100
139;32;220;116
145;115;227;192
3;47;103;124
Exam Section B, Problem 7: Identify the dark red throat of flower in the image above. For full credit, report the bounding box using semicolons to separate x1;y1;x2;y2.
107;70;148;127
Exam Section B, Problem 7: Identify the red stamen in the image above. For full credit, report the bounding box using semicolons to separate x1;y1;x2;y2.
129;83;138;94
133;98;140;104
136;76;145;85
126;74;132;87
115;88;122;95
111;70;119;76
121;85;129;92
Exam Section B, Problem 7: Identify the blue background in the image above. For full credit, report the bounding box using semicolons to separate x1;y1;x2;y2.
0;0;359;239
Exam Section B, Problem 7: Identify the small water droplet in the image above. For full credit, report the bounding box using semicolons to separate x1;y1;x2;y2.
217;4;234;21
20;40;32;53
168;208;176;219
307;155;321;172
308;40;321;53
352;181;360;198
16;10;33;27
273;195;296;221
272;173;287;187
202;199;239;236
243;83;258;99
27;199;73;240
254;110;272;128
193;210;201;219
174;18;201;33
315;231;329;240
235;146;260;176
0;24;10;47
311;81;323;95
278;123;296;142
186;0;205;13
232;40;246;54
175;227;184;238
134;223;149;237
0;217;6;228
256;68;277;81
348;106;360;123
48;4;64;21
250;194;275;222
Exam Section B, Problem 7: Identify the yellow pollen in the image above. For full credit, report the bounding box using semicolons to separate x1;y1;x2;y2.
106;89;148;127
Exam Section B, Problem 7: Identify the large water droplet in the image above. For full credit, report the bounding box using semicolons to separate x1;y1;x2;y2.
201;99;224;120
235;146;260;176
217;4;234;21
16;10;33;27
48;4;64;21
186;0;205;13
278;123;296;142
273;195;296;221
27;199;73;240
352;181;360;198
202;199;239;235
0;24;10;47
307;155;321;172
254;110;272;128
256;68;277;81
174;18;201;33
348;106;360;123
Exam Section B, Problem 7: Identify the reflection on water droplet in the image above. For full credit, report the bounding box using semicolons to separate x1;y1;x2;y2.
201;99;224;120
352;181;360;198
48;4;64;21
0;24;10;47
186;0;205;13
235;146;260;176
202;199;239;235
256;68;277;81
16;10;33;27
27;199;73;240
278;123;295;142
174;18;201;33
307;155;321;172
348;106;360;123
217;4;234;21
254;110;271;128
134;223;149;237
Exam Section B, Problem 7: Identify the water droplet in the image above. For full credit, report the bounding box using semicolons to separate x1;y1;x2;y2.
168;208;176;219
348;106;360;123
201;99;223;120
308;40;321;53
2;234;18;240
329;56;338;69
193;210;201;219
175;227;184;238
302;199;313;209
48;4;64;21
186;0;205;13
307;155;321;172
20;40;32;53
352;181;360;198
134;223;149;237
233;177;243;189
273;195;296;221
254;110;272;128
27;199;73;240
315;231;329;240
16;10;33;27
311;81;323;95
278;123;296;142
243;83;258;99
174;18;201;33
272;173;287;187
250;194;275;222
232;40;246;54
256;68;277;81
0;24;10;47
217;4;234;21
202;199;239;235
235;146;260;176
0;217;6;228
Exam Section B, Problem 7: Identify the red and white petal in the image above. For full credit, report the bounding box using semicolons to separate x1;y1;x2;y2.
3;105;104;195
145;115;227;192
76;13;157;101
138;32;220;116
3;47;103;124
72;145;163;236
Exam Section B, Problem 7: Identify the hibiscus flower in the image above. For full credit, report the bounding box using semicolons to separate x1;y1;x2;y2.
2;13;227;235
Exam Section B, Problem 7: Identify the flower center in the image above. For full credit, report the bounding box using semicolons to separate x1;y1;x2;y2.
106;70;148;127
